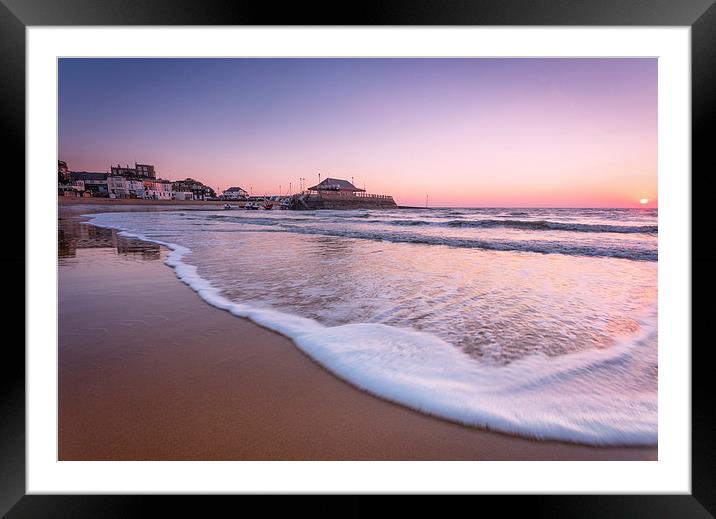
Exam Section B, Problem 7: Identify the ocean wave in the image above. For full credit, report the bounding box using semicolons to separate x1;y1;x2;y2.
444;219;658;234
364;217;656;233
179;214;657;261
378;219;431;226
200;211;658;235
82;212;658;446
263;224;657;261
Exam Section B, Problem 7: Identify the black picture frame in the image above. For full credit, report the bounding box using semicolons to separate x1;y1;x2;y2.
3;0;713;515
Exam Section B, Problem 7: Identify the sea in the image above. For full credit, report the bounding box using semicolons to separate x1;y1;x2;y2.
86;207;658;446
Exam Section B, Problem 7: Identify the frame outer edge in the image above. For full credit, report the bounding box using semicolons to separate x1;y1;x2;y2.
0;0;714;26
691;1;716;516
4;0;714;515
0;0;27;518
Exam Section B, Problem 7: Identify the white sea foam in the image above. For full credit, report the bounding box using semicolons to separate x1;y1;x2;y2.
84;212;657;446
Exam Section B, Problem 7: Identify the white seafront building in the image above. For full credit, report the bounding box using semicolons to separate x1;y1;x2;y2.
107;175;129;198
60;160;218;200
222;186;249;200
142;178;173;200
107;175;172;199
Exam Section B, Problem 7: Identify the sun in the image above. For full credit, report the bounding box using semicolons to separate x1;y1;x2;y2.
639;198;649;205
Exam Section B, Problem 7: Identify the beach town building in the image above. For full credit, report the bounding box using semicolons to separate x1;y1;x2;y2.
172;191;195;201
293;177;397;210
172;178;216;200
107;175;129;198
126;178;145;198
110;162;157;179
222;186;249;200
110;165;135;177
68;172;109;197
135;163;156;178
59;162;217;200
107;175;161;198
105;174;172;199
307;177;366;196
142;178;173;200
58;183;85;197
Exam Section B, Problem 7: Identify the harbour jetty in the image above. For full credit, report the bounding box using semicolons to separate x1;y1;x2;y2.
288;177;397;210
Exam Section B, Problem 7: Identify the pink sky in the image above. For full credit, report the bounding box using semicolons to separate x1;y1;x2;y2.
59;58;657;207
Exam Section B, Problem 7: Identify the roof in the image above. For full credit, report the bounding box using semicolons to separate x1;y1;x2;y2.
173;178;203;186
224;186;247;192
308;178;365;192
69;172;107;181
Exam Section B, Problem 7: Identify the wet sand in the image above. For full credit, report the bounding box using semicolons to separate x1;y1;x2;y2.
58;204;657;460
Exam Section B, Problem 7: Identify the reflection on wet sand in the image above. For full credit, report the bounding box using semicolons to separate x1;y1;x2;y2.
58;217;160;261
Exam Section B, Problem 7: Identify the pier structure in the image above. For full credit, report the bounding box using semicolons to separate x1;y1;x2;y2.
290;177;397;210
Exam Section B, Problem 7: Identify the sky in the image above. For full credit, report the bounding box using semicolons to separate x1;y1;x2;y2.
58;58;657;207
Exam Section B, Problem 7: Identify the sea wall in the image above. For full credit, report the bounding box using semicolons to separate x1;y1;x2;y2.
292;195;397;210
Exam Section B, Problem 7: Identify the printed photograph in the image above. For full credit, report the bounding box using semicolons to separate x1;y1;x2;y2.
58;58;657;460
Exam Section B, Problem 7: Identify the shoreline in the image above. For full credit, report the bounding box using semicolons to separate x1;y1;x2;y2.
59;196;229;208
59;203;657;460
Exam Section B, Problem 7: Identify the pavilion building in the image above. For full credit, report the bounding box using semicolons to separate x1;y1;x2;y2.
294;177;396;209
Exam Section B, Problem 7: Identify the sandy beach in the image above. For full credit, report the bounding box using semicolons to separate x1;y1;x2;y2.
58;196;230;208
58;201;657;460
